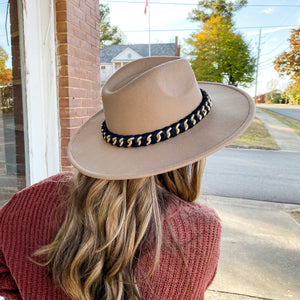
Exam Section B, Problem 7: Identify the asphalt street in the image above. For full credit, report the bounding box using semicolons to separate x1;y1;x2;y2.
259;104;300;121
201;148;300;205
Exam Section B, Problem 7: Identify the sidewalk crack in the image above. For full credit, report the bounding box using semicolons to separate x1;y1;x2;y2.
207;289;276;300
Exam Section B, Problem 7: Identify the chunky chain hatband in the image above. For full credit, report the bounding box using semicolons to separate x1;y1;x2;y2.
101;89;212;148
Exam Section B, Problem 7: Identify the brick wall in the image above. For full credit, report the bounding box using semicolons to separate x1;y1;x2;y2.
56;0;101;171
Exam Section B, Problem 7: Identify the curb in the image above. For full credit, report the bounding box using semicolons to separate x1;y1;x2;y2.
226;144;278;151
205;290;272;300
200;195;300;211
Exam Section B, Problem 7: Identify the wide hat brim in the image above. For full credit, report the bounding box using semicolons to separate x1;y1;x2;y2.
68;81;255;179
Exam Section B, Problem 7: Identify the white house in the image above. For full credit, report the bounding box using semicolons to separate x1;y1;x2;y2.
100;41;180;87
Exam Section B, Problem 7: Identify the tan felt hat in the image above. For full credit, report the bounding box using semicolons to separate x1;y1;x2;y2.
68;56;255;179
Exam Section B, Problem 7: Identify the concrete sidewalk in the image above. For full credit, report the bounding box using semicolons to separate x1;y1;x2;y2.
256;108;300;152
201;196;300;300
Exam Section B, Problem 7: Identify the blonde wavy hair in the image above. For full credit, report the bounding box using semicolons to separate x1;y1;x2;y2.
34;159;205;300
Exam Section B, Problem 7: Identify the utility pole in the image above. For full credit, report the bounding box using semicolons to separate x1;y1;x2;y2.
254;28;261;103
148;0;151;56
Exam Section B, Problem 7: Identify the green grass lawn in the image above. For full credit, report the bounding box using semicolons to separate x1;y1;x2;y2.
230;118;279;149
259;108;300;137
286;211;300;224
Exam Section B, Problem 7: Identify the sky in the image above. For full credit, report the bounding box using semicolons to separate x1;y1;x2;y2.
102;0;300;97
0;1;299;97
0;1;10;65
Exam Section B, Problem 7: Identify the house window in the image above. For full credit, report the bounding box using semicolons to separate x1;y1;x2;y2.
101;66;106;69
128;53;132;59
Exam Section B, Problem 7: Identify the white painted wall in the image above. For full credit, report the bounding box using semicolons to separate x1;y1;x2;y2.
20;0;60;185
100;48;143;86
100;64;114;83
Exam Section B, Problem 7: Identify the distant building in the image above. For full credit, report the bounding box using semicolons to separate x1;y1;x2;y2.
254;89;286;104
100;39;180;87
254;93;267;103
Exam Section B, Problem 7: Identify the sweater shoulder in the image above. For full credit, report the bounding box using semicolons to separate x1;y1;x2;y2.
16;171;73;197
0;172;73;228
164;198;221;244
166;197;220;227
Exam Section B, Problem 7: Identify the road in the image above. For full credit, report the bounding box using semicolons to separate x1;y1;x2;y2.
258;104;300;121
201;148;300;205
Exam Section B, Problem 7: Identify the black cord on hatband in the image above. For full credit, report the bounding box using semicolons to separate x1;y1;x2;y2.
101;88;212;148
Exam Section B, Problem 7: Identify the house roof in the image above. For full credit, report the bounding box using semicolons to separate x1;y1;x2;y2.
100;43;176;63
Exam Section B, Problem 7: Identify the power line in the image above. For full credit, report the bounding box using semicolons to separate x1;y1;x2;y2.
102;1;300;7
260;58;277;66
260;56;278;65
254;29;261;102
241;25;298;30
259;47;289;64
259;20;290;47
121;25;299;32
260;64;275;71
260;63;275;70
260;41;288;57
260;60;275;67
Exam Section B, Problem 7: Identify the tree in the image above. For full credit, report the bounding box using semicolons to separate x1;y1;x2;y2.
189;0;247;23
100;4;124;48
0;46;8;74
267;78;279;92
274;28;300;91
285;84;300;105
265;90;284;104
0;46;12;86
0;68;12;85
189;16;256;86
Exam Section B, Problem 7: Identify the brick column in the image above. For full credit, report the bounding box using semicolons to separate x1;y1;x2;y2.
56;0;101;171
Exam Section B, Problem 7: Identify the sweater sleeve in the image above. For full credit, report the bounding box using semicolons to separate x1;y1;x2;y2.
0;194;22;300
0;250;22;300
0;173;74;300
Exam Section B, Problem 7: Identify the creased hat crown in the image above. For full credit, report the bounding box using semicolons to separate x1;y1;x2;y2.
101;56;203;135
68;56;255;179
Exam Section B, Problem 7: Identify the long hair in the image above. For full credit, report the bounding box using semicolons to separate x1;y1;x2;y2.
34;159;205;300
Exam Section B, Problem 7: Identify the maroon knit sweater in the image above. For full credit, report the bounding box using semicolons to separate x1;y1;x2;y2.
0;172;221;300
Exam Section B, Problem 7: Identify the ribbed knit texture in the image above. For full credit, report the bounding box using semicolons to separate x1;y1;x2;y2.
0;172;221;300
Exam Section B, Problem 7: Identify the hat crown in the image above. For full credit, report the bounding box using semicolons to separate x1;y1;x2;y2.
101;57;203;135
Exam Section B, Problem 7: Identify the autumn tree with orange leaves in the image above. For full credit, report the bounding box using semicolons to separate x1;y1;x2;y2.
274;28;300;93
0;46;12;86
